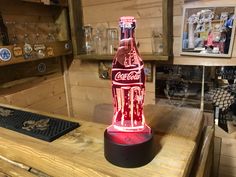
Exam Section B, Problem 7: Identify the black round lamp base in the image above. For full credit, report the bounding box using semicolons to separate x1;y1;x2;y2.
104;129;154;168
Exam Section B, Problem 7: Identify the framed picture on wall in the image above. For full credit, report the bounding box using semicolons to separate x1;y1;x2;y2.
180;5;236;58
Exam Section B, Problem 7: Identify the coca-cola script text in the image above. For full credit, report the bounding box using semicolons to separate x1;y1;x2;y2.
114;71;141;81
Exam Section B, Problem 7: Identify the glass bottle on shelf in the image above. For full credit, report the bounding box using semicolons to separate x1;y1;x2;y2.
6;21;23;57
46;22;56;42
106;28;118;55
93;28;103;55
0;12;9;45
34;23;46;58
11;21;18;45
83;25;93;54
108;16;150;133
23;22;33;59
151;30;163;55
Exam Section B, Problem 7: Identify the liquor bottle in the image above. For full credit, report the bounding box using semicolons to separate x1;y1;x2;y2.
0;12;9;45
108;16;150;133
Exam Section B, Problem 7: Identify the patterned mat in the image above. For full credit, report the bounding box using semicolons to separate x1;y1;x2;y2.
0;106;80;142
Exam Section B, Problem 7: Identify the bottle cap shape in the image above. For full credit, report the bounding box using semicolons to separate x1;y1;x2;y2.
119;16;136;29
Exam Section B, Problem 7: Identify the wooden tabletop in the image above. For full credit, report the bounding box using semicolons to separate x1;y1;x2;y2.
0;103;203;177
0;158;35;177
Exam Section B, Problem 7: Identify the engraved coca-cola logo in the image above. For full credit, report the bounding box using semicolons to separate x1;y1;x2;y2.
114;71;141;81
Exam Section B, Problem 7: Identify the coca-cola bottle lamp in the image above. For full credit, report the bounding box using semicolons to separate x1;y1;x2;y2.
104;16;154;168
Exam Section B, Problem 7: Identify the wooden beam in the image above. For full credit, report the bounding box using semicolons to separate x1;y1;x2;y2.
68;0;84;56
75;54;169;61
162;0;173;56
61;56;74;117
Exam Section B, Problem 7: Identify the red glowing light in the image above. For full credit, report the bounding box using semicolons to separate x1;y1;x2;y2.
107;16;151;134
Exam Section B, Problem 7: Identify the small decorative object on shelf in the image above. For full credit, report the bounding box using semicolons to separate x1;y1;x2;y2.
83;25;93;54
0;41;72;66
13;46;23;58
104;16;155;168
0;48;11;61
23;22;33;59
151;30;163;55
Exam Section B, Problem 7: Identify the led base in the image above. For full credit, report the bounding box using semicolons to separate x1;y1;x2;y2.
104;129;154;168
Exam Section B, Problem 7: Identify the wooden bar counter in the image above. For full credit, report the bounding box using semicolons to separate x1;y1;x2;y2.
0;103;204;177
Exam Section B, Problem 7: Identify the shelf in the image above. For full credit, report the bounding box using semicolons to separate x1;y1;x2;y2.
21;0;68;6
75;54;169;61
0;41;72;67
156;74;213;84
156;97;201;106
174;56;236;66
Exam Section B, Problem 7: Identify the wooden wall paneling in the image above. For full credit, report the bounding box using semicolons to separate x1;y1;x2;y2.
108;17;163;38
68;0;84;55
0;58;61;87
0;74;68;116
162;0;173;56
70;86;112;104
0;73;62;96
81;0;165;53
0;57;68;116
0;0;57;17
69;60;155;92
82;0;163;23
26;92;67;113
82;0;132;7
55;8;70;41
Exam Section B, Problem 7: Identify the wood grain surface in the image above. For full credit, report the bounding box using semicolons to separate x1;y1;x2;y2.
0;158;35;177
0;103;203;177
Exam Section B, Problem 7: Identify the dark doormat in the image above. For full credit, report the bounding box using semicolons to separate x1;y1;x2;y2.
0;106;80;142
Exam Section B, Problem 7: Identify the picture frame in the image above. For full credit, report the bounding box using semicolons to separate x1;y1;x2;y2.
180;5;236;58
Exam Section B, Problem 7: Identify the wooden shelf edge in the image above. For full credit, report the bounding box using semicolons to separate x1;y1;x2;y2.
0;41;72;67
75;54;169;61
174;56;236;66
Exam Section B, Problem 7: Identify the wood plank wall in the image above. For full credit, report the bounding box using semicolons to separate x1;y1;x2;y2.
173;0;236;66
0;58;68;116
68;0;173;122
82;0;163;53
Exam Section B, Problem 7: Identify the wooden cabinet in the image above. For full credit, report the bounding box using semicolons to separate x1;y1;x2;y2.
0;0;72;66
0;0;73;116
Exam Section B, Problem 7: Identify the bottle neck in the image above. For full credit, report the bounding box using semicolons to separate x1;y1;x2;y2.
120;27;135;40
119;27;137;51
